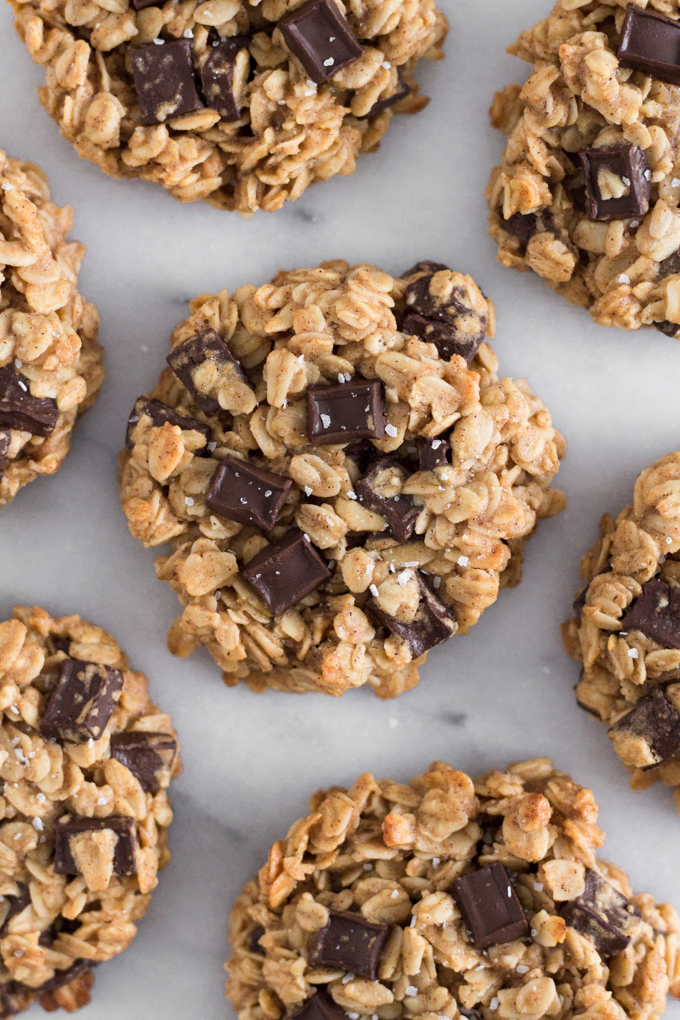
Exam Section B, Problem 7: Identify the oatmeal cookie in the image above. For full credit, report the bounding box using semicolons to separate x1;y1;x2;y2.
118;260;566;699
487;0;680;333
8;0;447;218
562;451;680;814
0;151;104;509
226;757;680;1020
0;605;180;1017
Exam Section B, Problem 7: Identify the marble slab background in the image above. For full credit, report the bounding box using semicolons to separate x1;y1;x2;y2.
1;0;680;1015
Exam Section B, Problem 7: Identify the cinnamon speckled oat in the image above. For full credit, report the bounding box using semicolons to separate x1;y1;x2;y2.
0;605;180;1017
119;261;566;698
226;758;680;1020
0;151;104;508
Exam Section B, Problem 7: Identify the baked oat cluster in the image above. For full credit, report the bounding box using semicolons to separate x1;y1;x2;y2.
487;0;680;333
226;757;680;1020
0;605;180;1017
8;0;447;217
562;451;680;814
118;260;566;699
0;151;104;509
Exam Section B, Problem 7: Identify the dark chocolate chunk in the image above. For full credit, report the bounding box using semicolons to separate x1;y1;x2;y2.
279;0;362;85
50;635;71;655
451;863;529;949
609;687;680;770
563;169;587;214
200;36;250;120
130;0;160;9
367;74;410;116
402;261;450;277
658;249;680;278
560;868;637;957
355;457;419;542
368;571;457;659
205;454;292;531
130;40;204;126
126;396;212;450
309;910;391;980
501;207;555;250
620;577;680;648
242;527;332;616
655;320;680;337
54;816;137;877
402;312;483;362
579;145;651;222
0;884;30;936
0;365;59;437
40;659;124;744
617;6;680;86
307;380;385;446
417;434;450;471
292;991;347;1020
110;731;177;793
573;584;589;616
0;430;10;482
248;925;266;955
167;329;248;416
37;960;92;994
343;438;380;474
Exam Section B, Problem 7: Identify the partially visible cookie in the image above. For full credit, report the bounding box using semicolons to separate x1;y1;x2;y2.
488;0;680;333
9;0;447;216
226;757;680;1020
0;605;180;1016
563;451;680;811
119;260;566;698
0;151;104;508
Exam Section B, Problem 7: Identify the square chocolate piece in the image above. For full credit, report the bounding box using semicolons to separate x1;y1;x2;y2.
609;687;680;770
206;454;292;531
451;863;529;949
126;396;212;450
279;0;362;84
401;313;483;362
200;36;251;120
40;659;124;744
130;40;204;126
620;577;680;649
0;365;59;436
309;910;391;980
618;6;680;87
579;145;651;222
417;435;450;471
54;816;137;877
110;731;177;793
293;992;347;1020
242;527;332;616
355;457;419;542
368;572;457;659
308;380;385;446
560;868;637;957
0;883;30;936
167;329;249;416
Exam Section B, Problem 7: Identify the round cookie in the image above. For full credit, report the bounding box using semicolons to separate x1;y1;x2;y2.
563;451;680;812
488;0;680;333
0;605;180;1016
226;757;680;1020
9;0;447;217
119;260;566;698
0;151;104;509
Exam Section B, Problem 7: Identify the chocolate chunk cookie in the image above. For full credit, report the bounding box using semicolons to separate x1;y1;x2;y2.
9;0;447;217
0;606;180;1017
488;0;680;332
119;261;566;698
563;451;680;811
226;758;680;1020
0;151;104;508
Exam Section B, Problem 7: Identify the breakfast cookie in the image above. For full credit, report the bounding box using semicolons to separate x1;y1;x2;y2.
0;151;104;509
8;0;447;217
487;0;680;333
226;757;680;1020
563;451;680;813
119;260;566;698
0;605;180;1016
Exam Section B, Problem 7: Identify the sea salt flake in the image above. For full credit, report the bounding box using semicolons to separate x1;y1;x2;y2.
33;818;44;831
382;60;391;68
533;882;543;891
385;424;398;437
369;584;379;597
644;169;652;180
490;998;500;1010
304;486;313;496
184;28;193;36
320;414;332;428
618;274;630;284
347;490;357;500
14;359;22;368
457;555;469;566
153;37;164;44
622;176;631;186
516;965;529;974
323;57;334;66
397;569;411;586
405;986;418;997
342;972;355;984
185;496;195;506
88;738;94;748
390;889;399;899
627;647;639;659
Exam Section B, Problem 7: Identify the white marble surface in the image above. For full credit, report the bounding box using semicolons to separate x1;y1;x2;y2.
1;0;680;1015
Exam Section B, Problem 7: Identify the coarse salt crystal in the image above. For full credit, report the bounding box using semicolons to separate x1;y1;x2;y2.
618;274;630;284
14;359;22;368
628;647;639;658
320;414;331;428
622;176;631;186
153;37;164;44
342;972;355;984
410;915;417;927
17;380;27;392
490;998;499;1010
630;220;639;228
264;490;272;497
405;986;418;997
645;169;652;180
208;441;216;451
457;555;469;566
185;496;195;506
433;576;441;588
385;424;398;437
323;57;334;66
304;486;313;496
516;965;529;974
431;857;440;867
97;796;108;806
1;182;13;191
382;60;391;68
184;28;193;37
390;889;399;899
533;882;543;891
37;793;46;803
667;536;673;544
397;569;411;586
33;818;44;831
369;584;379;597
347;490;357;500
88;738;94;748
